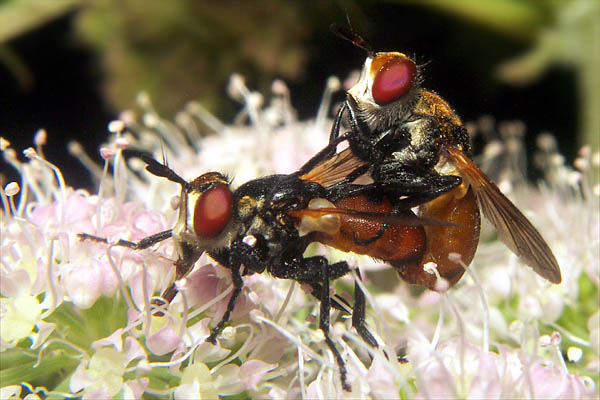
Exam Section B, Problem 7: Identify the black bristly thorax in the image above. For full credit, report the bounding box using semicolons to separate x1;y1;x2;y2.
226;175;327;270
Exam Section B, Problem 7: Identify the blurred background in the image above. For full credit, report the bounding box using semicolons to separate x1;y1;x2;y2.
1;0;598;190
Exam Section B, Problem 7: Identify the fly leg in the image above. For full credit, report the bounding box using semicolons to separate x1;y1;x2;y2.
78;229;192;315
302;254;378;348
78;229;173;250
272;257;351;312
306;282;352;313
319;259;352;391
297;259;378;348
206;260;244;344
270;256;351;391
328;101;348;143
206;241;264;344
351;269;378;348
154;240;202;315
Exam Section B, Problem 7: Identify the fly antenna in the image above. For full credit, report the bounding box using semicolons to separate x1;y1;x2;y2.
143;155;188;189
330;17;374;57
123;149;188;189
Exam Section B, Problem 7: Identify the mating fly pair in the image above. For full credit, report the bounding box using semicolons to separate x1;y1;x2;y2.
80;25;562;392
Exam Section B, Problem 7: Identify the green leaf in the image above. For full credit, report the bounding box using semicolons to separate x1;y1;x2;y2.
383;0;547;40
0;0;82;43
556;273;598;341
0;353;78;386
80;295;129;343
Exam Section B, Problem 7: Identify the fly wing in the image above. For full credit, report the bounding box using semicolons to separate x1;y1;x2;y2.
300;147;367;187
447;146;561;283
288;207;455;227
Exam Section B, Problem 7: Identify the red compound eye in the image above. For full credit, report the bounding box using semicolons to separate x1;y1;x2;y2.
193;184;232;238
372;57;416;105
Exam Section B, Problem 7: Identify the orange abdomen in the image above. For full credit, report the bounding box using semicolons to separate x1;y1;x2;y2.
395;182;480;290
314;195;426;265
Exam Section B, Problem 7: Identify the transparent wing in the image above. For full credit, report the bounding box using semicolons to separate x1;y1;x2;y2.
448;146;561;283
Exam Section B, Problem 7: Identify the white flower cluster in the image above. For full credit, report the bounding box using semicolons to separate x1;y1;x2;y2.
1;76;598;399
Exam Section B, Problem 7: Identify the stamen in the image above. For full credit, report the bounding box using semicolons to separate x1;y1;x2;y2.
23;147;67;223
441;291;466;396
15;175;28;217
274;281;295;323
297;346;307;398
228;74;262;126
108;120;126;134
68;141;106;183
0;186;9;215
112;143;128;204
140;262;152;339
451;252;489;353
174;111;201;145
431;301;444;349
186;284;234;321
106;245;137;312
271;79;294;125
423;262;449;292
142;112;188;150
549;331;569;374
41;236;58;317
185;101;225;135
95;148;114;231
254;314;329;367
227;74;248;102
35;338;90;368
2;182;19;215
547;322;591;347
34;129;47;159
148;338;202;368
315;76;341;131
175;278;189;339
211;324;255;373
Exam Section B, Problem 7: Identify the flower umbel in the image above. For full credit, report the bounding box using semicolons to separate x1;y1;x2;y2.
1;77;598;398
